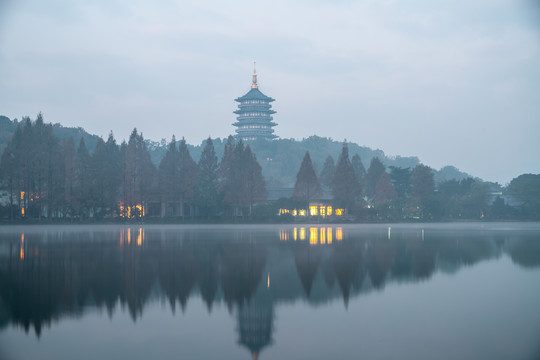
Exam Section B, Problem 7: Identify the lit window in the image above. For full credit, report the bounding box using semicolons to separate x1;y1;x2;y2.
292;209;297;216
299;209;306;216
335;209;344;216
327;206;333;216
320;206;326;216
310;206;318;216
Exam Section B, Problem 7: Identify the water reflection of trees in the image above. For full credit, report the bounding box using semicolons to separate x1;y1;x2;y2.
0;226;538;342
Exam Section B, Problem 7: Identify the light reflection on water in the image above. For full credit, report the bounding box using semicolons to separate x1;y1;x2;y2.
0;223;540;360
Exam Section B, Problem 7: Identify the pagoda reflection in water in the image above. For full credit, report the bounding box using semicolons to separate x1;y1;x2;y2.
1;226;539;358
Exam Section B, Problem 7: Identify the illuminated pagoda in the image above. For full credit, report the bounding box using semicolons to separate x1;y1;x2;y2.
233;64;277;141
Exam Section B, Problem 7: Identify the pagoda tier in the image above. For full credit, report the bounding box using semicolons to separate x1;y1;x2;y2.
233;69;278;141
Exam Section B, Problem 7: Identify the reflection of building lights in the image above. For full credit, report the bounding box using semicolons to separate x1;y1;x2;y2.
309;227;318;244
21;208;25;216
327;227;332;244
20;191;25;200
120;229;124;246
336;227;343;241
320;227;326;244
309;206;318;216
299;227;306;240
280;229;289;241
267;273;270;288
20;246;24;260
137;228;143;246
293;228;298;241
327;206;333;216
127;228;131;245
21;233;24;243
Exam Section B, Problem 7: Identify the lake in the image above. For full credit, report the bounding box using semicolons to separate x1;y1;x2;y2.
1;223;539;360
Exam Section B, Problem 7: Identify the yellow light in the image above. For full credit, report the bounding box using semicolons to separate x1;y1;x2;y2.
299;227;306;240
292;209;297;216
309;205;318;216
294;228;298;241
21;233;24;243
21;208;25;216
127;228;131;245
20;246;24;260
320;227;326;244
137;228;142;246
280;229;289;241
336;227;343;241
335;209;344;216
327;227;332;244
310;227;318;244
327;206;333;215
299;209;306;216
267;273;270;288
20;191;25;200
320;206;326;217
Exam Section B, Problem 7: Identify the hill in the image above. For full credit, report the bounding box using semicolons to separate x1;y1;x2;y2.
0;115;473;187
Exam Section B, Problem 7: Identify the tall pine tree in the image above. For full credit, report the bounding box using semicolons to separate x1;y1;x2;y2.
332;142;360;210
293;151;322;206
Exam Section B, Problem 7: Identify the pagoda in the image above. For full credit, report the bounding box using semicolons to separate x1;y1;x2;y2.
233;65;278;141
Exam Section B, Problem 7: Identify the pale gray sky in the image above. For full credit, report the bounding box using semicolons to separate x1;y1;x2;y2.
1;0;539;184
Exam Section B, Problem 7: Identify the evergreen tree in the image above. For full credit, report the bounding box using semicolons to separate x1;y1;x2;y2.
194;137;219;218
122;129;156;217
411;164;435;199
389;166;411;199
242;145;267;216
74;137;92;218
374;172;398;204
319;155;335;188
293;151;322;205
158;136;180;216
364;157;386;198
62;137;77;217
332;142;360;209
178;138;198;219
351;154;366;183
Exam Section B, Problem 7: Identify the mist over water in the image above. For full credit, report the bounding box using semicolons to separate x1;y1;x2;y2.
0;223;539;360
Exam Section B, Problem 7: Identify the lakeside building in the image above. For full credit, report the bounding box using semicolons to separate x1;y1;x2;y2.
233;66;277;141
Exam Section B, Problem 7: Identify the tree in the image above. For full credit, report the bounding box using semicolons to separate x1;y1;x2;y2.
374;172;397;204
351;154;366;183
364;157;385;199
319;156;335;188
507;174;540;219
411;164;435;199
194;137;220;218
178;138;199;219
410;164;436;219
293;151;322;206
122;129;156;218
221;141;266;218
389;166;411;199
332;142;360;209
158;136;180;216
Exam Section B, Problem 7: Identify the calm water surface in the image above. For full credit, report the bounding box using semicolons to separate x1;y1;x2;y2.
1;223;539;360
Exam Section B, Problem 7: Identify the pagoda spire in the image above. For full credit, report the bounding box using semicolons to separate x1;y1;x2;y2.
252;61;258;89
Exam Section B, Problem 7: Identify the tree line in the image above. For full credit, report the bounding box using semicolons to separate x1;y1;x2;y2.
0;114;266;221
291;143;540;221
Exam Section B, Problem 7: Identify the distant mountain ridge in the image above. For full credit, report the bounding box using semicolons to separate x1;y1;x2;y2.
0;115;474;187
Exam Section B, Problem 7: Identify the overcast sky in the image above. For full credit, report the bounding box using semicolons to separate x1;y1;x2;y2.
1;0;539;184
